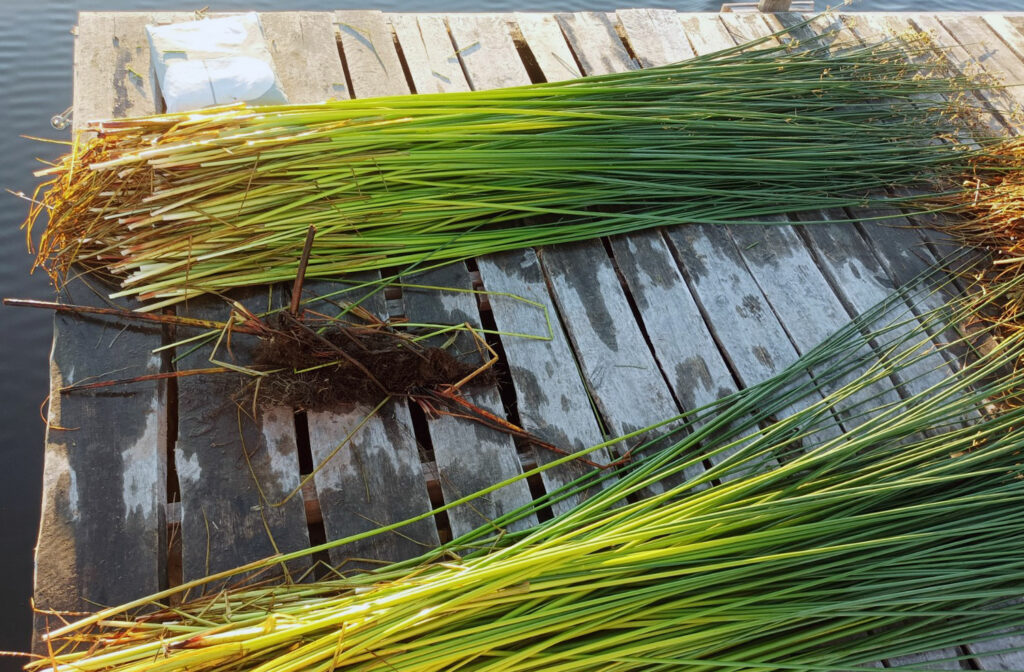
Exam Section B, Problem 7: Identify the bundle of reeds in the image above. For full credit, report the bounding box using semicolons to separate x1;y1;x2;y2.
25;27;1004;310
26;262;1024;672
945;138;1024;344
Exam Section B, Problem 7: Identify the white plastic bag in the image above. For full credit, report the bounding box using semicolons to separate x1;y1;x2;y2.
146;13;288;113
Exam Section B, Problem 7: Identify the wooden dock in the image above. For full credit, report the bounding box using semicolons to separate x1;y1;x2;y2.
33;7;1024;667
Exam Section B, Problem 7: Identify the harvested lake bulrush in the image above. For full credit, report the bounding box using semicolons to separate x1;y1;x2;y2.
26;263;1024;671
25;24;1005;309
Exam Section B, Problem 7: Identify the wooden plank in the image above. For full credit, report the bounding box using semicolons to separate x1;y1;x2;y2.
783;15;980;669
400;264;537;537
539;241;689;477
34;295;167;618
728;219;905;427
304;279;439;567
389;14;472;93
174;288;310;582
555;11;637;74
616;8;695;67
73;12;190;123
34;12;180;642
476;251;613;513
679;14;736;56
447;13;532;90
334;10;406;99
513;13;581;80
934;14;1024;112
735;15;935;423
261;12;349;102
302;15;439;565
443;13;613;513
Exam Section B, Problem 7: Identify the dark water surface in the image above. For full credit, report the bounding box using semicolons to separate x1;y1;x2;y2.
0;0;1021;661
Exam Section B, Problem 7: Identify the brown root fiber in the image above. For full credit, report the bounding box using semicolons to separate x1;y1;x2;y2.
248;312;488;411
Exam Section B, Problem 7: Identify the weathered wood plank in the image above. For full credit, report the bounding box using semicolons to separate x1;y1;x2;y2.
679;13;736;56
616;8;695;66
174;288;309;582
261;12;348;102
555;11;637;74
936;13;1024;112
513;12;581;80
732;15;926;425
476;251;613;513
302;15;439;565
334;10;405;99
539;241;688;475
304;279;439;567
392;12;536;536
389;14;472;93
668;14;840;447
35;294;167;616
400;264;537;537
34;12;178;642
447;13;532;90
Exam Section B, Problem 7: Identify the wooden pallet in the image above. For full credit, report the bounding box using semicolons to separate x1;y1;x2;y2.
32;9;1024;667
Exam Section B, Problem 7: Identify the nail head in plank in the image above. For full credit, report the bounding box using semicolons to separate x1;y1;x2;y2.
389;14;471;93
335;10;409;98
401;263;537;538
174;288;310;582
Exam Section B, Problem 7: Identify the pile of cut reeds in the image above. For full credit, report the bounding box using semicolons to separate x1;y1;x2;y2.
24;25;1005;310
945;137;1024;349
24;261;1024;672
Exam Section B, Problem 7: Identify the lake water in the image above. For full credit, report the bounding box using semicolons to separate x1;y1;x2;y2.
0;0;1020;660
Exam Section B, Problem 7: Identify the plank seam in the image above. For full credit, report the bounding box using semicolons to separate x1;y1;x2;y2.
333;27;357;100
444;17;476;91
162;314;179;594
551;16;588;81
386;18;419;94
506;18;548;83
